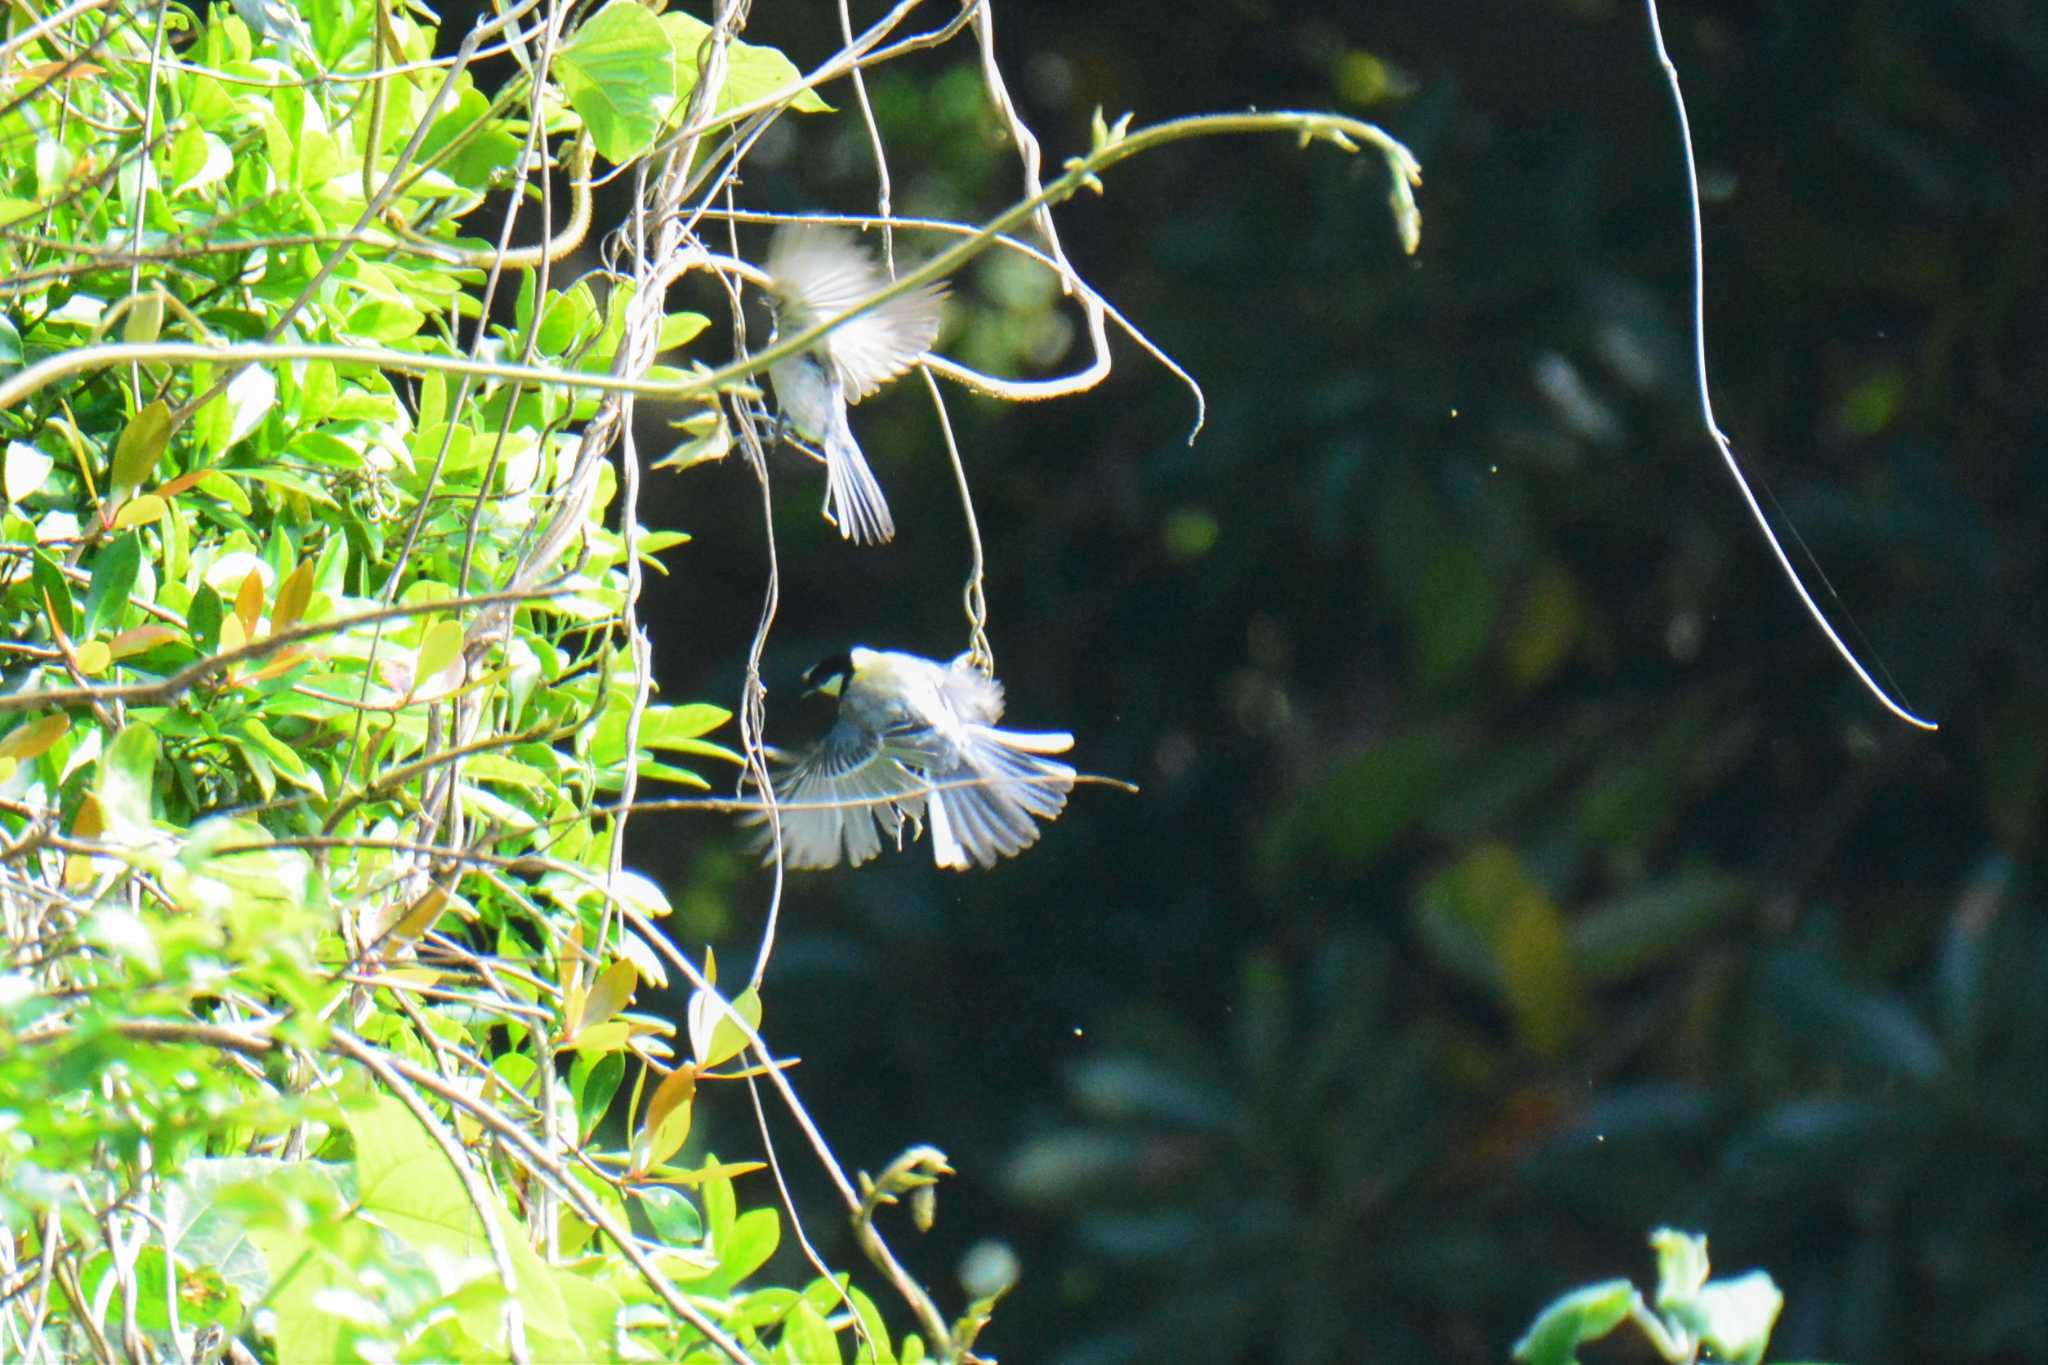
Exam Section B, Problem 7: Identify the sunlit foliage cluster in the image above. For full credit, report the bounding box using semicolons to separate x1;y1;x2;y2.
0;0;1434;1360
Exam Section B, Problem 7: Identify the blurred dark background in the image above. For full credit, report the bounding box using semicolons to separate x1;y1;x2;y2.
567;1;2044;1360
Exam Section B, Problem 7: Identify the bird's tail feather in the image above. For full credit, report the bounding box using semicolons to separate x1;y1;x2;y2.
824;424;894;545
927;727;1076;870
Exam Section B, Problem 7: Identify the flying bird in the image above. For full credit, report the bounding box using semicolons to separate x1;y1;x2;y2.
750;647;1075;871
764;224;947;544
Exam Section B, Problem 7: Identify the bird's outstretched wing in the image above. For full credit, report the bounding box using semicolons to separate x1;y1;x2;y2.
752;719;927;869
766;224;945;402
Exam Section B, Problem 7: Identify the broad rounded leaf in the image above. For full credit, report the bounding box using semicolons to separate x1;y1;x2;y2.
558;0;675;163
635;1185;703;1245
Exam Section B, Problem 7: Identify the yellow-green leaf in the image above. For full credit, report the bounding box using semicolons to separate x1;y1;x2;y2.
122;292;164;345
234;569;265;637
0;713;69;761
111;493;167;529
108;625;181;659
568;1020;633;1057
580;958;639;1034
387;887;451;943
688;983;761;1070
633;1063;697;1175
271;558;315;632
413;618;464;687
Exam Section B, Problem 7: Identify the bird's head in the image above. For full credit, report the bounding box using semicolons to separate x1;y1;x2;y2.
801;651;856;698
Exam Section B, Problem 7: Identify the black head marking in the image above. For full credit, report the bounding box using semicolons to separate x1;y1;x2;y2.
802;651;855;697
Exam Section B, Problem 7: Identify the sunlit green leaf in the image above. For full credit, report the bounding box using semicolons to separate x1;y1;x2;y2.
1511;1279;1637;1364
558;0;676;163
635;1185;704;1245
1662;1270;1784;1365
112;400;172;490
778;1300;842;1365
663;12;831;116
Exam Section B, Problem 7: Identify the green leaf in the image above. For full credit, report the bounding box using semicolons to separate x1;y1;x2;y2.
1511;1279;1637;1364
1413;843;1587;1057
535;1250;622;1358
170;127;234;198
227;465;338;507
844;1286;901;1365
462;752;553;790
664;13;831;115
246;1214;389;1364
81;532;142;639
232;732;278;801
611;869;672;920
659;310;711;349
654;404;730;470
237;716;323;794
778;1300;842;1365
572;1050;625;1139
1662;1271;1784;1365
1259;722;1471;872
122;293;165;344
196;469;253;514
1649;1227;1711;1305
730;1287;801;1334
1376;472;1496;688
578;957;640;1034
641;701;732;746
0;713;69;763
1504;559;1583;690
700;1162;737;1250
558;0;677;164
413;618;465;691
347;1094;488;1256
187;583;224;653
32;548;76;639
709;1206;780;1292
1759;947;1948;1085
345;1096;597;1351
536;282;599;356
635;1185;703;1244
174;1157;316;1304
634;757;713;789
636;529;693;557
632;1064;696;1174
112;400;172;490
1569;871;1745;984
97;723;160;840
345;298;425;345
689;983;762;1070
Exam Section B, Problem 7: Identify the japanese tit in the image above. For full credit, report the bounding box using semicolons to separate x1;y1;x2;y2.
751;647;1075;871
764;225;947;545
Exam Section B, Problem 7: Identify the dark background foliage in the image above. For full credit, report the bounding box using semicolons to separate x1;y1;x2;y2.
603;1;2040;1360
